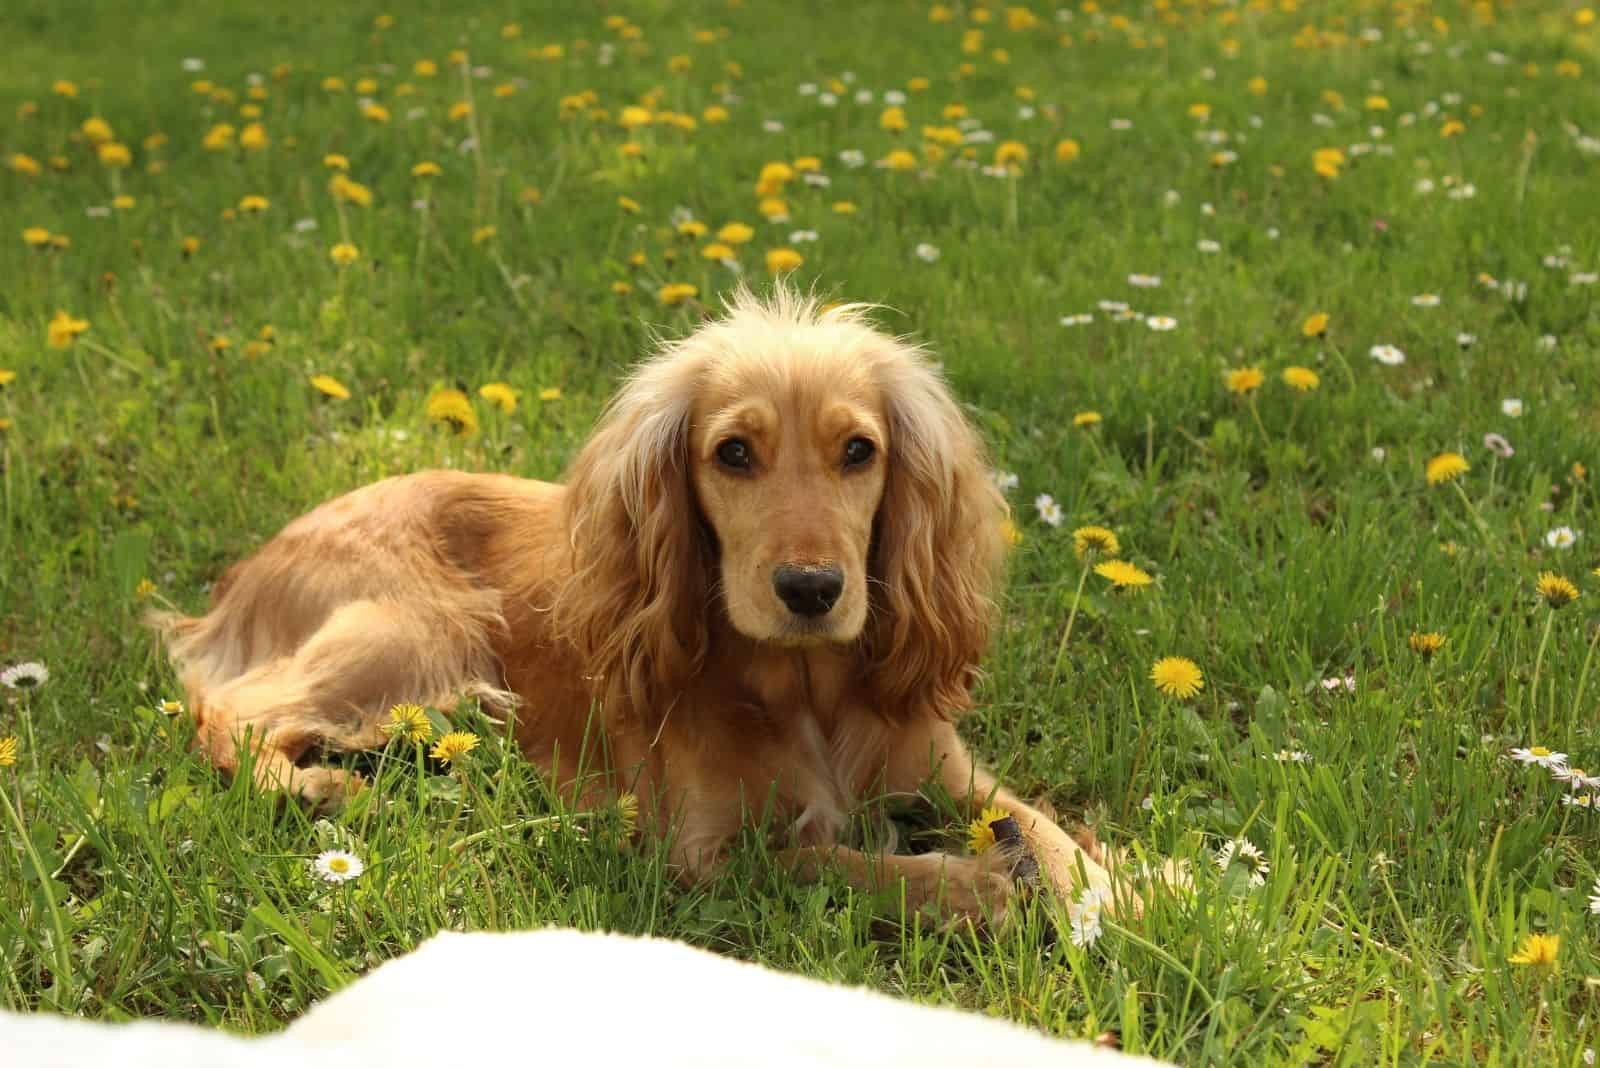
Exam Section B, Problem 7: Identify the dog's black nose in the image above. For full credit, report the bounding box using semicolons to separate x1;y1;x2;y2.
772;565;844;618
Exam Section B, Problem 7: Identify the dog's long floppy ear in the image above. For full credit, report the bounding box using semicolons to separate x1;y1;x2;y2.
866;348;1007;719
554;353;710;726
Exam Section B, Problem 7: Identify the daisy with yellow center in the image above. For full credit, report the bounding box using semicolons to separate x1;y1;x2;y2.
384;703;433;745
1094;559;1153;591
431;731;480;765
312;849;365;883
1150;657;1204;699
1537;572;1578;609
1425;452;1470;485
1072;525;1120;558
966;805;1009;855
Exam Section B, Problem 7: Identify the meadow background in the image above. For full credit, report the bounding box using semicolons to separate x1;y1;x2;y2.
3;0;1599;1061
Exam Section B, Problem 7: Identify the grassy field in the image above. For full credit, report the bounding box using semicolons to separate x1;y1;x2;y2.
3;0;1599;1061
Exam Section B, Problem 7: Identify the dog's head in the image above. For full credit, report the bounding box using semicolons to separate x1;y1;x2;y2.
557;287;1006;722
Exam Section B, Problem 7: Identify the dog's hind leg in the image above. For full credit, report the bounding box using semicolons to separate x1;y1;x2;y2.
193;597;509;809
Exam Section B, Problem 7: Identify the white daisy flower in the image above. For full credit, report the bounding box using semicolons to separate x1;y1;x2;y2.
883;89;906;105
0;662;49;690
1058;313;1094;326
1216;839;1270;888
801;173;831;188
1457;332;1476;348
1501;397;1523;417
311;849;365;883
1537;334;1557;351
1546;527;1580;550
1562;793;1598;810
1096;300;1129;313
1163;189;1181;207
914;243;941;263
1128;273;1162;288
1509;746;1568;769
181;57;206;72
853;89;873;105
1483;433;1513;458
761;119;785;133
1411;293;1440;307
1415;178;1436;194
837;149;865;168
1572;272;1599;286
1196;239;1221;254
1371;447;1387;462
1369;344;1406;366
1554;766;1600;791
1145;315;1178;331
1034;494;1063;528
818;92;838;107
1273;749;1311;764
992;471;1020;493
788;229;819;244
1067;886;1111;948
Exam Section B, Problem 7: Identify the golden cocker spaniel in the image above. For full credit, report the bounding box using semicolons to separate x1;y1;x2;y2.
152;288;1117;922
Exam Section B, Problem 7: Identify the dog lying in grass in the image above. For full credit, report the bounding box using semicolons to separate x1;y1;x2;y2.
4;928;1168;1066
152;288;1123;923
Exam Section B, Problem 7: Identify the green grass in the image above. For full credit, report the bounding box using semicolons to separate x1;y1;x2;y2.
3;0;1599;1061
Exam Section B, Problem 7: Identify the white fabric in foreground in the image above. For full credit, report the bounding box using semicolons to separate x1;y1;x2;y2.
4;927;1168;1067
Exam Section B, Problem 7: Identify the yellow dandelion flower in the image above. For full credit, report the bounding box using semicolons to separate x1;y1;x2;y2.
1508;933;1559;969
310;374;350;399
1000;517;1023;548
411;160;442;178
238;195;270;213
701;242;735;261
966;805;1010;855
539;387;562;401
616;792;640;835
430;731;479;765
1282;366;1320;391
994;140;1028;167
879;106;909;132
329;242;360;265
47;309;90;349
659;283;699;306
0;370;14;386
362;102;391;124
81;116;113;144
426;389;480;435
448;101;473;122
181;236;201;257
676;220;709;239
384;703;433;745
112;194;136;211
22;227;51;247
414;59;438;77
1225;367;1265;395
0;736;17;768
478;382;518;413
324;153;350;171
1150;657;1204;699
617;196;641;214
1073;411;1102;427
239;123;269;150
1301;312;1329;338
1095;559;1153;591
472;226;496;245
1408;631;1446;659
1425;452;1470;486
1537;572;1578;609
832;201;858;215
53;79;78;98
703;105;730;123
10;153;42;176
881;148;918;171
717;222;754;245
329;175;373;207
765;247;804;274
96;142;132;168
1073;526;1120;558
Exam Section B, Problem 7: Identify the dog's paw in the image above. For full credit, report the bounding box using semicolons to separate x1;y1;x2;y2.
285;766;365;813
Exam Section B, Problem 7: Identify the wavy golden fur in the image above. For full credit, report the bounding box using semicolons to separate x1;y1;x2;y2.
152;287;1117;923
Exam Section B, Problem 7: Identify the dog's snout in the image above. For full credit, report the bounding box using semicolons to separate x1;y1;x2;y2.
772;565;844;618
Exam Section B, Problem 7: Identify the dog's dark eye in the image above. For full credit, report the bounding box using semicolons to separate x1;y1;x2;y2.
716;439;752;470
843;438;876;468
